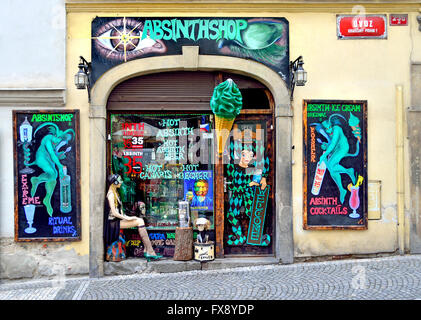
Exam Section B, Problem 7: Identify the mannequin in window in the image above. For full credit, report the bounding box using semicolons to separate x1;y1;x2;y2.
105;173;162;262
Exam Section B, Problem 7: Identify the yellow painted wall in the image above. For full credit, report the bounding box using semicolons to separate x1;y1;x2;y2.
66;2;420;258
65;13;93;256
290;12;414;257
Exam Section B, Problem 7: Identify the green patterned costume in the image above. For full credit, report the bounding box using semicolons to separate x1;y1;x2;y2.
226;139;270;246
112;154;136;206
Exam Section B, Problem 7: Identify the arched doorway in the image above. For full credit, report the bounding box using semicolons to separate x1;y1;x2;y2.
88;51;293;277
106;71;275;258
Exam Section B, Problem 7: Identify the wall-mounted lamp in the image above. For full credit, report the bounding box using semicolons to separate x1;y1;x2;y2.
74;56;92;102
289;56;307;101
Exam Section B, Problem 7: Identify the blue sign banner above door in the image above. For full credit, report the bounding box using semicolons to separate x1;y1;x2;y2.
91;17;290;85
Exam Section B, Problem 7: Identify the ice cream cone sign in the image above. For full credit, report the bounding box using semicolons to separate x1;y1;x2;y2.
210;79;243;156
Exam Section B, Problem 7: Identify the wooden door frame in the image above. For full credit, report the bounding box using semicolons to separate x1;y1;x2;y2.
214;108;275;258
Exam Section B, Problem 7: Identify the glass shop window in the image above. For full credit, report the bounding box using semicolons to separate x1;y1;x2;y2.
109;113;215;230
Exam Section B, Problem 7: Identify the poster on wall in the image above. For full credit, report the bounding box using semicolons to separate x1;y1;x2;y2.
303;100;367;230
91;17;289;85
13;110;81;241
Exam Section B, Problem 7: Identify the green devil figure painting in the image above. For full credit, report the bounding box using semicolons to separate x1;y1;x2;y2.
310;112;363;204
25;123;75;216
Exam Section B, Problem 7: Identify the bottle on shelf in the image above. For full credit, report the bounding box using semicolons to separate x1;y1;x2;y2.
60;166;72;213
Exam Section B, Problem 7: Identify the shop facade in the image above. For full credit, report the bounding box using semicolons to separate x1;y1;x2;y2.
84;12;295;276
89;44;293;274
2;1;421;280
77;2;419;277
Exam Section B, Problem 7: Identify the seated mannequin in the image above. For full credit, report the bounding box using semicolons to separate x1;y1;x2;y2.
106;174;162;262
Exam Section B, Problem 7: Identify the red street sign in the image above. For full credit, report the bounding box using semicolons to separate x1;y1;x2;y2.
337;15;387;39
390;14;408;26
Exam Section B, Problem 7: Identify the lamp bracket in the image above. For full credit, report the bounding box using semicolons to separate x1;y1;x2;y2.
78;56;92;103
289;56;304;102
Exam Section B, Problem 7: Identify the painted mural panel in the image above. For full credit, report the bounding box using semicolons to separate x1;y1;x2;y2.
303;100;367;229
91;17;289;85
13;110;81;241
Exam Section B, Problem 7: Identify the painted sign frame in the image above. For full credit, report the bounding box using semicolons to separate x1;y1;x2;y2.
13;110;81;241
337;14;387;40
303;100;368;230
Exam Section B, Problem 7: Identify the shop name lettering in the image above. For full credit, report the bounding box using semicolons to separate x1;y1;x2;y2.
48;216;77;236
307;104;361;118
21;174;40;205
309;196;348;215
142;19;247;43
31;114;74;122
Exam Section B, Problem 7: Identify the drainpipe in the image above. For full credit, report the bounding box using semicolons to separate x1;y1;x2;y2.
396;85;405;255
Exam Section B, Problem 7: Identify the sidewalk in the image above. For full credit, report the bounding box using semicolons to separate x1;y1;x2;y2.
1;254;421;300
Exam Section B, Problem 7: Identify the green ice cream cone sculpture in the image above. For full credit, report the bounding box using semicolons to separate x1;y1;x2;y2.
214;116;234;156
210;79;243;156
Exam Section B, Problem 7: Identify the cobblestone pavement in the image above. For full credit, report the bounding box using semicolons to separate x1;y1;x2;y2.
1;255;421;301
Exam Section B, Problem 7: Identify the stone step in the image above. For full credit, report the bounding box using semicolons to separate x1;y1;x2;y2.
104;257;279;276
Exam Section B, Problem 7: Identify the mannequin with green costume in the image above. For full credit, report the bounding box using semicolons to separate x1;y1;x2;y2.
105;173;162;261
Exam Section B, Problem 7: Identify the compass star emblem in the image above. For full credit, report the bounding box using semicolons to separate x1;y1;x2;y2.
93;17;148;62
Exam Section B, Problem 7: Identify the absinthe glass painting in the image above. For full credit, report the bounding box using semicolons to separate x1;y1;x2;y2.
110;114;215;232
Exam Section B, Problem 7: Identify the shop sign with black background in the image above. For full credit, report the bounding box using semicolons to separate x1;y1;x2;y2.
13;110;81;241
303;100;367;229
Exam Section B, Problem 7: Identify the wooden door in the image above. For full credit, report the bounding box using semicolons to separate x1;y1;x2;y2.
223;115;275;256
